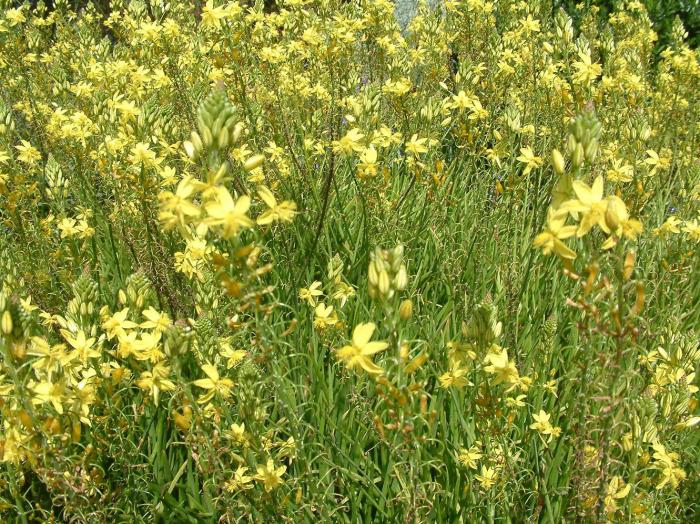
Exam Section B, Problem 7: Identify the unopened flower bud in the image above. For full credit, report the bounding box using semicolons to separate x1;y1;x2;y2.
18;410;33;428
47;417;62;435
399;299;413;320
72;421;82;442
584;139;598;163
394;265;408;291
572;143;585;167
621;432;633;452
378;270;391;296
191;131;203;153
605;196;629;232
11;341;26;359
1;310;13;335
243;154;265;172
368;260;380;286
217;127;230;149
231;122;244;144
551;149;566;174
183;140;196;159
566;134;577;155
200;126;213;148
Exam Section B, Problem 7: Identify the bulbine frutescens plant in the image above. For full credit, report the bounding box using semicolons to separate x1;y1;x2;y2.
0;0;698;521
0;83;298;517
534;108;698;519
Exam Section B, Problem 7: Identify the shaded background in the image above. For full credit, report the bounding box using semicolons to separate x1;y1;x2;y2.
10;0;700;50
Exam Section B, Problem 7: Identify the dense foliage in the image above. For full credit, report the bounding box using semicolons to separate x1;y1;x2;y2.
0;0;699;522
559;0;700;49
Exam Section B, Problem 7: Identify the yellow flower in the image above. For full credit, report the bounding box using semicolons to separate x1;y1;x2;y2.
27;337;74;376
439;364;472;388
5;7;26;26
606;159;634;183
483;346;519;386
15;140;41;165
572;50;602;85
225;466;254;492
520;14;541;33
332;128;364;155
313;302;338;329
204;188;253;239
652;443;687;490
533;206;577;259
604;476;631;516
653;215;681;237
132;331;164;363
299;281;323;306
201;0;227;29
128;142;158;167
405;134;429;156
61;328;100;364
530;409;552;432
114;100;140;121
357;145;378;177
136;363;176;405
561;175;609;236
57;217;79;238
337;322;388;376
382;78;412;96
331;280;355;307
451;90;475;111
158;176;201;232
255;459;286;492
505;394;527;408
256;186;297;225
475;465;497;489
516;146;543;175
193;363;234;403
468;99;488;121
31;379;65;414
682;218;700;242
140;307;172;333
643;149;670;176
224;422;250;447
220;344;247;369
117;331;138;359
458;445;483;470
102;308;138;340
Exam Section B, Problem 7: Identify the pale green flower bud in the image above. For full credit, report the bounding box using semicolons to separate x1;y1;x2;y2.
551;149;566;175
584;139;598;163
200;126;213;148
231;122;244;145
191;131;203;152
368;260;380;287
399;299;413;320
217;127;230;149
243;154;265;172
572;143;585;167
1;310;13;335
394;265;408;291
605;196;628;232
566;134;578;156
378;270;391;296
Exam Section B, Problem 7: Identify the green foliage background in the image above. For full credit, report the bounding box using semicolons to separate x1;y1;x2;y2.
557;0;700;49
0;0;699;522
9;0;700;48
